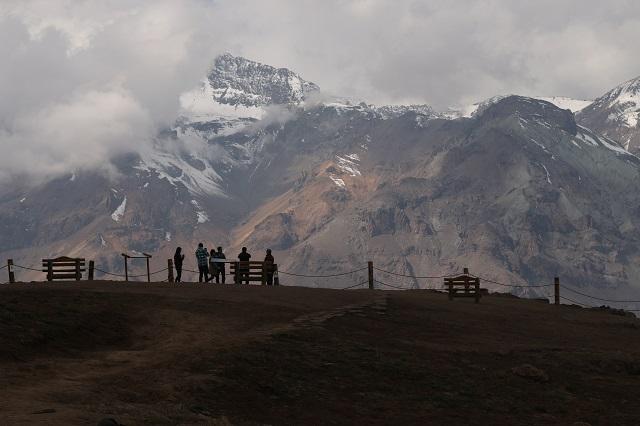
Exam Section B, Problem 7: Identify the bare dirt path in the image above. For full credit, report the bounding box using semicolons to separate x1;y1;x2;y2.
1;283;640;425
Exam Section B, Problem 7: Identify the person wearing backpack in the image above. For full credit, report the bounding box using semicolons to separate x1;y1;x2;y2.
195;243;209;283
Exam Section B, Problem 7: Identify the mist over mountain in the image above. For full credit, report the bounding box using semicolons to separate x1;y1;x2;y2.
1;53;640;308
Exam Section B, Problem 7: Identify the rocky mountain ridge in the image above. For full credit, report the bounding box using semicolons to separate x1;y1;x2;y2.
1;54;640;308
578;76;640;153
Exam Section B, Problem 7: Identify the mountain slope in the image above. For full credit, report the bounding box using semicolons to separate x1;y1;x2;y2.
1;55;640;306
578;76;640;153
230;96;640;303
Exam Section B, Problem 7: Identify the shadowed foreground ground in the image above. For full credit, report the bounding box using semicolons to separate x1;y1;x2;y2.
1;282;639;425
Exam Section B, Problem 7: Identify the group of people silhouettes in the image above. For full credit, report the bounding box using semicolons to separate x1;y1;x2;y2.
172;245;276;285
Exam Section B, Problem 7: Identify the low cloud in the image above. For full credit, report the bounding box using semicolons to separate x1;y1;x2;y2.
0;0;219;183
0;87;152;181
2;0;640;183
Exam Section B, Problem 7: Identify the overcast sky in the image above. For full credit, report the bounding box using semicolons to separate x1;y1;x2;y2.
1;0;640;180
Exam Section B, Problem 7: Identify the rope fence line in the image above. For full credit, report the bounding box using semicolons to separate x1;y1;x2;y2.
93;267;169;279
278;267;368;278
94;268;125;277
342;281;368;290
3;258;640;313
374;279;410;290
13;264;42;272
372;267;458;280
560;291;640;312
556;295;640;312
562;284;640;304
469;274;554;288
559;295;589;307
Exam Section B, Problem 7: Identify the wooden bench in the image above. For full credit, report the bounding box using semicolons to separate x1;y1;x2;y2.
41;256;86;281
230;261;278;285
444;269;481;303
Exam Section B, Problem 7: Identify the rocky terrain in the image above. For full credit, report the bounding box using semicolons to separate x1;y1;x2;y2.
1;54;639;307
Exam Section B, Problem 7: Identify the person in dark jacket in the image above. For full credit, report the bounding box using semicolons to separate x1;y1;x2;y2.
264;249;275;285
195;243;209;283
174;247;185;283
209;248;217;283
212;246;226;284
237;247;251;284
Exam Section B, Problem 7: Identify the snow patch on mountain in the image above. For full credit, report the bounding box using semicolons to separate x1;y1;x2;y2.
111;196;127;222
135;149;225;197
575;126;636;157
179;79;265;123
190;199;209;223
329;175;346;188
376;104;440;119
336;155;361;176
448;95;590;118
540;163;552;184
446;95;509;118
590;77;640;129
538;97;592;112
575;131;599;147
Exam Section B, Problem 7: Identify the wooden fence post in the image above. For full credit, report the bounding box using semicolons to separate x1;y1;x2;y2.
122;254;128;282
234;262;239;284
146;256;151;283
88;260;95;281
47;259;53;281
463;267;469;275
7;259;15;283
168;259;174;283
554;277;560;305
261;262;266;286
368;261;374;290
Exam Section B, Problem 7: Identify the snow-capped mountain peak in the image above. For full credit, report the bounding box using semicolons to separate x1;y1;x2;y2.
447;95;592;119
597;76;640;128
207;53;320;108
577;75;640;152
536;97;592;113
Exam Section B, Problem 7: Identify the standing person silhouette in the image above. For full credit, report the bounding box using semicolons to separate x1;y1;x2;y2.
195;243;209;283
173;247;185;283
264;249;275;285
209;248;217;283
213;246;226;284
237;247;251;284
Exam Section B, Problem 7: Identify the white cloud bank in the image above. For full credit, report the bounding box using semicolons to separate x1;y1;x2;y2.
0;0;219;182
1;0;640;182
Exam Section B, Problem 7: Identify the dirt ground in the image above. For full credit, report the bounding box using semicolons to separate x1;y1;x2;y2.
1;282;639;425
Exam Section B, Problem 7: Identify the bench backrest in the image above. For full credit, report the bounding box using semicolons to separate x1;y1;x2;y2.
229;261;275;284
41;256;86;281
444;274;481;303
